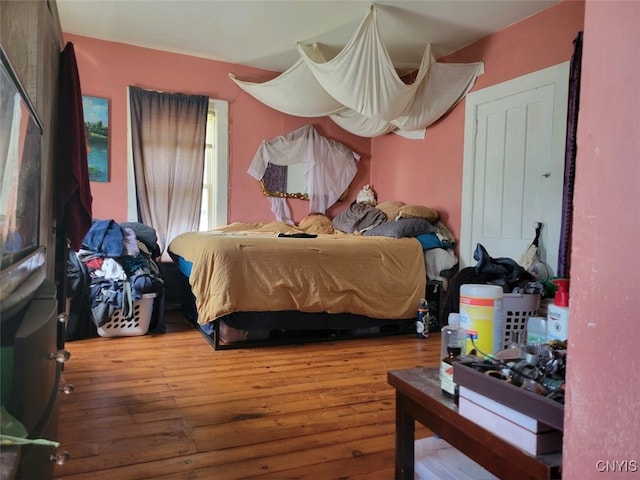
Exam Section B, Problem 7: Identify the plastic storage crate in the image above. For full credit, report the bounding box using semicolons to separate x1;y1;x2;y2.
97;293;156;337
501;293;540;349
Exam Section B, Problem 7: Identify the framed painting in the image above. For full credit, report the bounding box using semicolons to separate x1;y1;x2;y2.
82;95;109;182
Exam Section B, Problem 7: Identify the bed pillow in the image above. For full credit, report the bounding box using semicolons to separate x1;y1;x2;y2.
396;204;439;223
433;220;457;245
375;200;405;220
415;232;453;250
363;217;436;238
299;213;335;234
332;202;386;233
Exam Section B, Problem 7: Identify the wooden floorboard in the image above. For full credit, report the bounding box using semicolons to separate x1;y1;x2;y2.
54;310;440;479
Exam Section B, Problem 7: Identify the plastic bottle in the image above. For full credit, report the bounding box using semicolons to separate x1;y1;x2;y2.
459;284;504;355
526;316;548;345
416;298;429;339
440;312;466;360
440;345;462;404
547;279;570;341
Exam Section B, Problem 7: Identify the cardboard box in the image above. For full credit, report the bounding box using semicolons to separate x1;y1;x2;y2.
458;396;563;455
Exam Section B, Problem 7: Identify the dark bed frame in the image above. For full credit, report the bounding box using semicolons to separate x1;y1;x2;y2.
203;310;417;350
172;266;443;350
180;282;416;350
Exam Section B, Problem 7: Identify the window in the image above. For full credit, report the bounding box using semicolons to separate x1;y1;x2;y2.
199;109;216;230
126;95;228;229
199;98;229;231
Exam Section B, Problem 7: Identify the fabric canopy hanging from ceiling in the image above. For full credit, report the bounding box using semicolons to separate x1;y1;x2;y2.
229;5;484;138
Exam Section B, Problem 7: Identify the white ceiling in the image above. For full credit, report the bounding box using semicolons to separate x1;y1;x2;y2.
57;0;559;72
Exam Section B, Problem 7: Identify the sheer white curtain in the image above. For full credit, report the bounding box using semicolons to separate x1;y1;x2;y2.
129;86;208;260
248;125;359;224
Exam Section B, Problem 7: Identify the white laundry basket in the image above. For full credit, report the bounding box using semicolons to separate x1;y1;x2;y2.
97;293;156;337
500;293;540;350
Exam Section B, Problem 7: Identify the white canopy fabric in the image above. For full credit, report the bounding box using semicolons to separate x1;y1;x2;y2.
229;44;345;118
229;5;484;138
248;124;360;224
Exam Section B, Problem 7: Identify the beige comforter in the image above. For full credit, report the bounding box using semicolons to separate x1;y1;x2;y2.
168;222;426;325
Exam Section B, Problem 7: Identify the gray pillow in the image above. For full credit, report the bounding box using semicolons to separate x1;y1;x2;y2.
363;217;435;238
332;202;386;233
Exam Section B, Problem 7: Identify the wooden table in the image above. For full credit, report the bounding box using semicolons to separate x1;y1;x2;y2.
388;367;562;480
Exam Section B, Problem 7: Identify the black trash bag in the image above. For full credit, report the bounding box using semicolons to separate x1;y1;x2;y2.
439;244;534;327
473;243;529;286
65;250;96;341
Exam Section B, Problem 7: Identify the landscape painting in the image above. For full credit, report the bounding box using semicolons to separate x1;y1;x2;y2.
82;95;109;182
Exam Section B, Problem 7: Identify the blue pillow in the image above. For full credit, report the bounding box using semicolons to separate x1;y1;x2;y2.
415;232;452;250
363;217;435;238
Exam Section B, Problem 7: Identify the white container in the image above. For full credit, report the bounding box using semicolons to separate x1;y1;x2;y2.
458;396;563;455
547;303;570;341
459;387;555;433
97;293;156;337
459;284;503;355
547;278;570;342
526;316;548;345
502;293;540;350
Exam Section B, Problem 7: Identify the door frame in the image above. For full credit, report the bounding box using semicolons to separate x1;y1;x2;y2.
460;62;570;269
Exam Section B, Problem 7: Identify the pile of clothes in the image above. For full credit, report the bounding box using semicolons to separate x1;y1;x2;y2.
66;219;165;340
440;243;544;326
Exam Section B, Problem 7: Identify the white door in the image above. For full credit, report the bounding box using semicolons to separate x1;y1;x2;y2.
460;62;570;276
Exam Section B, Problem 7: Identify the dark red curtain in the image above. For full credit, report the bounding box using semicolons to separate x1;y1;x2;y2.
557;32;583;279
56;42;92;251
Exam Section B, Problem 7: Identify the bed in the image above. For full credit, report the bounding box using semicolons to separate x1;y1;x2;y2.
168;219;430;348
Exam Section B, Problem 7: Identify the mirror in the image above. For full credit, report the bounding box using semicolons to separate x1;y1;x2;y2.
0;45;46;320
260;162;308;200
0;45;43;270
259;162;348;201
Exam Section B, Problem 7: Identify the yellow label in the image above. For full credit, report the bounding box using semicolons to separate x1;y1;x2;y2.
459;295;503;355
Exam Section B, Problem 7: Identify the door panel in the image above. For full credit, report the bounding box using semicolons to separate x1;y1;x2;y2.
461;63;569;276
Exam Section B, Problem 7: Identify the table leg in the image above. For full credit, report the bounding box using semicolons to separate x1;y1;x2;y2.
395;391;415;480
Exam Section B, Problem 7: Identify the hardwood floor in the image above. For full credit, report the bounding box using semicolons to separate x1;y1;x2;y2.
54;311;440;479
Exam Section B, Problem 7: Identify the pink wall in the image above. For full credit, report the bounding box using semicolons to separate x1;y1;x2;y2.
371;0;640;474
370;1;585;240
66;3;640;473
65;34;371;224
563;1;640;477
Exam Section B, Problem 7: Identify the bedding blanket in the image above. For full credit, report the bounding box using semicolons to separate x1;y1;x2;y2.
168;222;426;325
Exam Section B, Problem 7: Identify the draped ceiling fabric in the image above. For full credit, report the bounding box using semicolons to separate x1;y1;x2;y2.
248;125;360;224
229;5;484;138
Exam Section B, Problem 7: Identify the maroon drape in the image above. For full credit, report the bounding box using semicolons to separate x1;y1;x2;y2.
57;42;92;250
557;31;583;278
